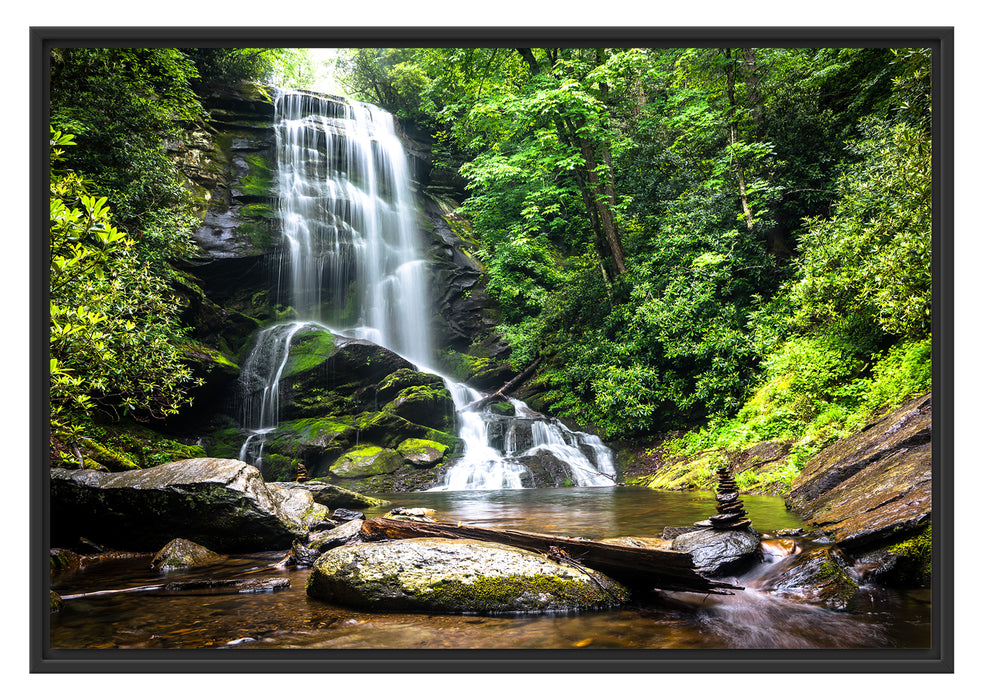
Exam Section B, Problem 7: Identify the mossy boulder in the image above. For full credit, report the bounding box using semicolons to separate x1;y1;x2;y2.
307;538;629;614
438;349;514;391
150;538;224;571
374;368;445;405
488;401;515;417
382;384;455;431
330;446;404;480
396;438;448;467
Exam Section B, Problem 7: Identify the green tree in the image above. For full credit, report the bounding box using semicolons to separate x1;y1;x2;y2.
49;130;200;463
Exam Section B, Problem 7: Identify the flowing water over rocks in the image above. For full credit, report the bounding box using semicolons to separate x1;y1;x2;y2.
233;89;615;491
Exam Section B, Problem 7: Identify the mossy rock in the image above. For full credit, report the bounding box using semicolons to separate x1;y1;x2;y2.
202;425;247;459
374;368;445;405
382;384;455;431
78;438;140;472
281;327;337;379
330;446;404;479
438;350;514;391
259;452;300;482
150;538;224;571
488;401;515;417
307;538;629;614
645;451;721;491
396;438;449;467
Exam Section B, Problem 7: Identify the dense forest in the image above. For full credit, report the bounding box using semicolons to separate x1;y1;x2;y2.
47;46;932;494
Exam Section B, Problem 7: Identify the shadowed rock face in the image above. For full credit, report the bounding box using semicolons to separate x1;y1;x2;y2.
49;458;328;553
785;393;931;552
307;537;629;614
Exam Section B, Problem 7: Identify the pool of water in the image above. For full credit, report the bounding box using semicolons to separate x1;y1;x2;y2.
48;487;931;650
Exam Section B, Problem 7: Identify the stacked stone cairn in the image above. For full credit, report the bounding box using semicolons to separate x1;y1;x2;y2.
709;466;751;531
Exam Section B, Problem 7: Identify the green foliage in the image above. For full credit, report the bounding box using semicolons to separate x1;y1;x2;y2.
49;48;203;261
49;131;201;452
789;120;932;340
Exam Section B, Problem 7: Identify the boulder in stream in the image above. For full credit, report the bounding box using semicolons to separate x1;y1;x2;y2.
671;527;762;577
50;458;328;553
307;537;629;614
150;538;224;571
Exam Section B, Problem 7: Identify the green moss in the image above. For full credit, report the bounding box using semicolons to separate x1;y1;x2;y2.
396;438;449;455
239;153;274;197
282;328;336;378
79;438;140;471
260;452;299;482
420;573;626;612
887;525;932;586
330;445;403;479
645;452;719;491
489;401;515;416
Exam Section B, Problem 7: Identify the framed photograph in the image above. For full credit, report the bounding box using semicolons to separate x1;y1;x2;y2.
32;26;953;673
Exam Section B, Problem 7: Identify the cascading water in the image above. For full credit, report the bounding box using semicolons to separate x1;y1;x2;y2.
237;88;615;490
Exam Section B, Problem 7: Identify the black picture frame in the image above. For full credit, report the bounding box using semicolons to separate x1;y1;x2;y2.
30;25;954;673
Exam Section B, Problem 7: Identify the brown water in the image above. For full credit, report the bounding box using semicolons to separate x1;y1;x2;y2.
48;487;931;650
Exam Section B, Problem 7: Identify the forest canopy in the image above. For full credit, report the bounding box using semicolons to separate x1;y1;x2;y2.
47;46;933;486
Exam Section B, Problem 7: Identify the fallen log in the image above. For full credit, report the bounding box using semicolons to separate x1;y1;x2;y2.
463;358;542;412
360;518;742;595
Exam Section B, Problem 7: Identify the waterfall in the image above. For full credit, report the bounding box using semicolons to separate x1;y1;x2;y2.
236;88;615;491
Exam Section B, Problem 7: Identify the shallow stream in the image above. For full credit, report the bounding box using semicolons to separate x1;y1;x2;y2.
49;487;931;650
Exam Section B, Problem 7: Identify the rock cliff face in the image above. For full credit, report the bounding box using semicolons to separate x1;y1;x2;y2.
161;83;510;480
786;393;931;552
783;393;932;589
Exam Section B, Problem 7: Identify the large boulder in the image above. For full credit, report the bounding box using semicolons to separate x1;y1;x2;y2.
307;538;629;614
785;393;931;552
49;458;328;553
671;527;762;577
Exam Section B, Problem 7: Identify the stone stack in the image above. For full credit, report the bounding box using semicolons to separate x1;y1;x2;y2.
296;462;309;483
709;466;750;530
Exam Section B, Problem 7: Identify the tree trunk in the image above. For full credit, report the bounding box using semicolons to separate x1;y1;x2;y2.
360;517;742;595
724;48;755;232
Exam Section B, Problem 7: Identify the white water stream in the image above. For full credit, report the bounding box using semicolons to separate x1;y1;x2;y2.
237;89;614;490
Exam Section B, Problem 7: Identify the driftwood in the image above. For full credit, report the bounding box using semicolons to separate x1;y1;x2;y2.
360;518;742;595
463;358;542;412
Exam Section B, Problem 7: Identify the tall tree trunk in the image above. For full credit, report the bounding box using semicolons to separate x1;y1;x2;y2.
517;48;627;280
724;48;755;232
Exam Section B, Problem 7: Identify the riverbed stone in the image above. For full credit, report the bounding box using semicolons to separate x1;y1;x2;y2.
50;458;328;553
150;538;224;571
307;517;364;552
671;527;761;577
307;537;630;614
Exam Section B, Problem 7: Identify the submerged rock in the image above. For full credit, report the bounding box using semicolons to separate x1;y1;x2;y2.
307;537;629;614
764;545;861;611
150;538;223;571
671;528;761;577
50;458;328;553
